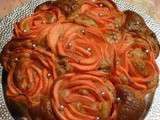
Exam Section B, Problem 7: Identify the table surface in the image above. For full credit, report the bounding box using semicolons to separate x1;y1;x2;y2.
0;0;160;22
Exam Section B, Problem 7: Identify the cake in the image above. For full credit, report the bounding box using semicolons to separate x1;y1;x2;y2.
0;0;159;120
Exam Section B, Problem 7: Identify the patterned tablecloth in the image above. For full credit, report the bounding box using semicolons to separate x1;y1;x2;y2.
0;0;160;120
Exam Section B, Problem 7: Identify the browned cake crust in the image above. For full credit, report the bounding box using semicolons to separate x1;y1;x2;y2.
116;85;146;120
123;10;160;58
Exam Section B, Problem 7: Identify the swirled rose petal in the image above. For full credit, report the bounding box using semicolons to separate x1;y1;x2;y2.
69;0;125;32
112;33;159;91
48;22;113;72
14;6;65;39
5;47;57;106
51;72;117;120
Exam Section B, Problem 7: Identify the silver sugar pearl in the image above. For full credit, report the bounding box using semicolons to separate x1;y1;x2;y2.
115;24;119;28
86;48;92;52
81;29;85;34
68;43;72;47
23;29;27;32
32;44;36;48
117;97;121;101
145;49;149;53
59;105;64;111
99;3;104;7
15;58;19;61
47;73;51;77
99;13;104;17
96;116;100;120
101;91;105;96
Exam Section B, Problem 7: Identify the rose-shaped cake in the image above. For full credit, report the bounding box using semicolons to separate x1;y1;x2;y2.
1;45;57;107
0;0;159;120
112;33;159;91
14;5;65;39
69;0;125;30
51;72;117;120
48;22;114;72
